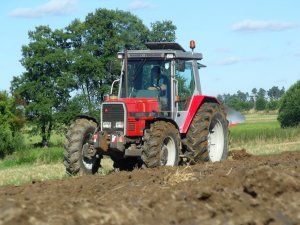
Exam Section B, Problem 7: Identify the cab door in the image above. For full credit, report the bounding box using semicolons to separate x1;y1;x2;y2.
174;60;199;131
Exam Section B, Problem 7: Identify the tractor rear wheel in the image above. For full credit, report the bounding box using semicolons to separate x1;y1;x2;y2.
64;118;101;175
142;121;180;168
186;103;228;163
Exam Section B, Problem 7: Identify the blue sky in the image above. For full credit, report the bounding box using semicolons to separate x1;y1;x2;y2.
1;0;299;96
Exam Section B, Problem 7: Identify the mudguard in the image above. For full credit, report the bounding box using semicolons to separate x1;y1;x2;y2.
181;95;221;133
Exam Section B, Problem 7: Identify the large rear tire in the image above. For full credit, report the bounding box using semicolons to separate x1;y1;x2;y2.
64;118;101;175
185;103;228;163
142;121;180;168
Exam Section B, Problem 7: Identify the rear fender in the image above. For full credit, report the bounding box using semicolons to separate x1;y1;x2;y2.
181;96;221;134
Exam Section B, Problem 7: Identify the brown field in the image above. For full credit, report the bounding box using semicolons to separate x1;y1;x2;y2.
0;150;299;225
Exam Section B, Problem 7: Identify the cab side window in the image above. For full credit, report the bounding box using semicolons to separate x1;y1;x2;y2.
176;61;195;111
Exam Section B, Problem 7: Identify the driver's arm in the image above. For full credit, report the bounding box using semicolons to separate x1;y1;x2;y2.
148;86;157;90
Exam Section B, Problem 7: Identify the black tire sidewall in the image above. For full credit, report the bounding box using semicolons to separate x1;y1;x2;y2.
142;121;180;167
64;119;99;175
185;102;228;163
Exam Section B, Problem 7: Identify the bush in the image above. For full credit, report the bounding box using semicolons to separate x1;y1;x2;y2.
0;91;25;158
0;124;24;158
0;147;63;169
266;100;279;111
255;97;267;111
278;80;300;127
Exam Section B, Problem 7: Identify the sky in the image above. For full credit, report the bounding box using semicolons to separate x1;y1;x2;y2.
1;0;300;96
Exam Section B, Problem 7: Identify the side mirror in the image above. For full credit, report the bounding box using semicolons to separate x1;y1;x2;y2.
110;79;120;95
197;63;207;69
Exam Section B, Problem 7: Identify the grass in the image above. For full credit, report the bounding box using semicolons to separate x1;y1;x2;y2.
229;112;300;155
0;130;114;186
0;163;66;186
23;132;65;147
0;147;63;170
0;132;68;186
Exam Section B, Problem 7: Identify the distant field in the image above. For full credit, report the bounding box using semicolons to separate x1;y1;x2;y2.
243;114;277;123
229;112;300;155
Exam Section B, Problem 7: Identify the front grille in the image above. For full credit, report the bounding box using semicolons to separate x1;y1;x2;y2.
102;103;125;133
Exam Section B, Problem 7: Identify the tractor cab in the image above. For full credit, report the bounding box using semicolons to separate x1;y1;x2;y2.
111;42;204;124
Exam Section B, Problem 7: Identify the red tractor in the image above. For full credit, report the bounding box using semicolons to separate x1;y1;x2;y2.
64;41;228;175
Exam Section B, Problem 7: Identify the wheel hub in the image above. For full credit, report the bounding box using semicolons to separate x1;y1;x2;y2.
159;136;177;166
208;119;224;162
160;145;169;165
82;143;97;170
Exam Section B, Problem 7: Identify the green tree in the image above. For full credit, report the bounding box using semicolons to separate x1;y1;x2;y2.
267;86;281;100
255;97;267;111
218;91;252;111
278;80;300;127
66;9;150;114
0;91;25;158
257;88;266;99
149;20;177;42
266;100;279;111
11;26;73;146
251;88;257;96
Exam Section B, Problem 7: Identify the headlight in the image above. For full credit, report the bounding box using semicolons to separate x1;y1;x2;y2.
103;122;111;128
115;122;124;128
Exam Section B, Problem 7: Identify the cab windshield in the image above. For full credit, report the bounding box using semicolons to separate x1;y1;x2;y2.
120;59;171;111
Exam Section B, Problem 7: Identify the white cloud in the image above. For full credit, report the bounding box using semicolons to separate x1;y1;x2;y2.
9;0;78;18
232;20;298;32
128;1;158;10
215;56;269;66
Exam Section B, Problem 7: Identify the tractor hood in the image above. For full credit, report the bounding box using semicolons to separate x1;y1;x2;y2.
103;98;160;136
104;98;160;117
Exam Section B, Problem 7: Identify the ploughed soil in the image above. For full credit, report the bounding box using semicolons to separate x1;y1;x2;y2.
1;150;300;225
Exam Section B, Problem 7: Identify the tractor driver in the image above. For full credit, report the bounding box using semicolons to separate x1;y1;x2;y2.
148;66;169;110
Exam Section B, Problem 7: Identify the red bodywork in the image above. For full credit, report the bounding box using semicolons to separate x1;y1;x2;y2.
181;95;221;133
105;95;222;137
105;98;159;136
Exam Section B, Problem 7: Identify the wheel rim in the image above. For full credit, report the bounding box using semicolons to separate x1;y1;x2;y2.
81;132;96;171
81;143;94;170
208;119;224;162
160;136;177;166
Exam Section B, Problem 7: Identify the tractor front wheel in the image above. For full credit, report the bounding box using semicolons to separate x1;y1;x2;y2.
186;103;228;163
142;121;180;168
64;118;101;175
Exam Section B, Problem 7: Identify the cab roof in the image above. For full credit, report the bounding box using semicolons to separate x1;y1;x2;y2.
119;42;203;60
